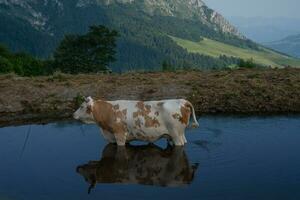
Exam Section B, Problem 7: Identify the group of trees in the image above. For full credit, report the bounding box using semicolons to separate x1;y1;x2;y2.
0;25;118;76
1;1;261;73
237;58;262;69
0;44;44;76
52;25;118;74
1;23;260;76
103;4;248;72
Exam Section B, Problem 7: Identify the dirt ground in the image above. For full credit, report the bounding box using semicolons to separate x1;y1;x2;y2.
1;68;300;126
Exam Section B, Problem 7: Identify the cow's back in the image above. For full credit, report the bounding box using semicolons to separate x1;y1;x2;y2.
106;99;187;142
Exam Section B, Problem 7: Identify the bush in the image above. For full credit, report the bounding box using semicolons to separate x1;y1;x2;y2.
52;25;118;74
0;56;13;73
238;58;258;69
0;43;46;76
162;60;175;71
74;93;85;107
13;53;44;76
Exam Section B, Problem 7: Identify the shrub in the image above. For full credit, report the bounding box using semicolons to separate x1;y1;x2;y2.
162;60;175;71
52;25;118;74
74;93;85;107
0;56;13;73
238;58;257;69
13;53;44;76
0;43;46;76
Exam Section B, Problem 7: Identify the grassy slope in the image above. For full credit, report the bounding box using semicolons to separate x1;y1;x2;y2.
171;36;300;68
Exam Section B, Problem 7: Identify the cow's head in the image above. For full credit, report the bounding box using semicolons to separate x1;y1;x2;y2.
73;96;95;124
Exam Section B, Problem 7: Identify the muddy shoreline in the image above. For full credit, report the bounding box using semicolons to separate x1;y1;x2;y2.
1;68;300;127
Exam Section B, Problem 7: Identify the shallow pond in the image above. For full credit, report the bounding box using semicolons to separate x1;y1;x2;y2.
0;116;300;200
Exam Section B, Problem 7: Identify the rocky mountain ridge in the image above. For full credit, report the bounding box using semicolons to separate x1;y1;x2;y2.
0;0;242;37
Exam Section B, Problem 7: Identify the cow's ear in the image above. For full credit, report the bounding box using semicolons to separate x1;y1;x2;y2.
86;96;93;103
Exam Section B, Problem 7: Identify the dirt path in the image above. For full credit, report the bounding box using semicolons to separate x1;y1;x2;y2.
1;68;300;126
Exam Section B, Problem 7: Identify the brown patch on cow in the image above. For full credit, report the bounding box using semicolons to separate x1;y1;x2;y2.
136;101;145;111
180;103;191;125
172;103;191;125
157;102;164;107
145;116;160;128
115;109;127;121
135;118;142;128
133;102;151;117
92;100;127;136
132;101;161;128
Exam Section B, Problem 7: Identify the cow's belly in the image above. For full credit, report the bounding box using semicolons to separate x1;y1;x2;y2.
127;126;170;142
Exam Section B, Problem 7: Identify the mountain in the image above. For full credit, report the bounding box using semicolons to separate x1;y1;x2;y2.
0;0;299;71
228;17;300;43
265;34;300;58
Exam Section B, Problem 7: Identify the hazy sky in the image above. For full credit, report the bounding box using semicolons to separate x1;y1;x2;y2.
203;0;300;18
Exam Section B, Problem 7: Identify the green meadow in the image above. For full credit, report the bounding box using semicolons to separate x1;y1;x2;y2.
171;36;300;68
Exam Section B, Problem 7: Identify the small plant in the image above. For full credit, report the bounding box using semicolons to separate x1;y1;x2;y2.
52;71;68;82
237;58;257;69
74;93;85;107
47;71;68;82
162;60;175;72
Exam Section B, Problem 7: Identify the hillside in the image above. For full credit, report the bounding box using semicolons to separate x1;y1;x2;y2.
0;0;262;71
171;36;300;68
265;34;300;58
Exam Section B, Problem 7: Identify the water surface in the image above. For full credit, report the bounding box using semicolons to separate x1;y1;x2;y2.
0;116;300;200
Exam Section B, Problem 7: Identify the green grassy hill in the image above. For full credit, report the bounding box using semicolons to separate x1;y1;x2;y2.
171;36;300;68
0;0;262;71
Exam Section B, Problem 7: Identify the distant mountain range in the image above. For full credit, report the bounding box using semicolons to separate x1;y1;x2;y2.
265;34;300;58
0;0;299;71
229;17;300;43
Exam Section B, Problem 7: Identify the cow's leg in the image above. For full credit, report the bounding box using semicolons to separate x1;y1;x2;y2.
114;132;128;146
172;135;184;146
101;129;116;143
170;131;185;146
183;134;187;144
168;127;185;146
115;145;129;161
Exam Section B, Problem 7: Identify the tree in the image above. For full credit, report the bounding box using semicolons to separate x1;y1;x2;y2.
13;53;44;76
53;25;118;74
162;60;174;71
238;58;257;69
0;43;45;76
0;56;13;73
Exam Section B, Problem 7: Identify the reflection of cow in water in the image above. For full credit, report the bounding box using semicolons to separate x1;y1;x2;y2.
76;144;198;193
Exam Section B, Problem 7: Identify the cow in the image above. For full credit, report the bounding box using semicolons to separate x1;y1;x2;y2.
73;97;199;146
76;144;199;193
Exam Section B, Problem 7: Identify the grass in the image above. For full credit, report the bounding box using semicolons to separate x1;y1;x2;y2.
170;36;300;68
1;68;300;126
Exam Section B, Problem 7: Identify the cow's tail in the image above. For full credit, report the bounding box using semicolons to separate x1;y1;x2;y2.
186;101;199;128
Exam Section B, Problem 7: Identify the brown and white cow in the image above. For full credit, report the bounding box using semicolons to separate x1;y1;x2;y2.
73;97;199;146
